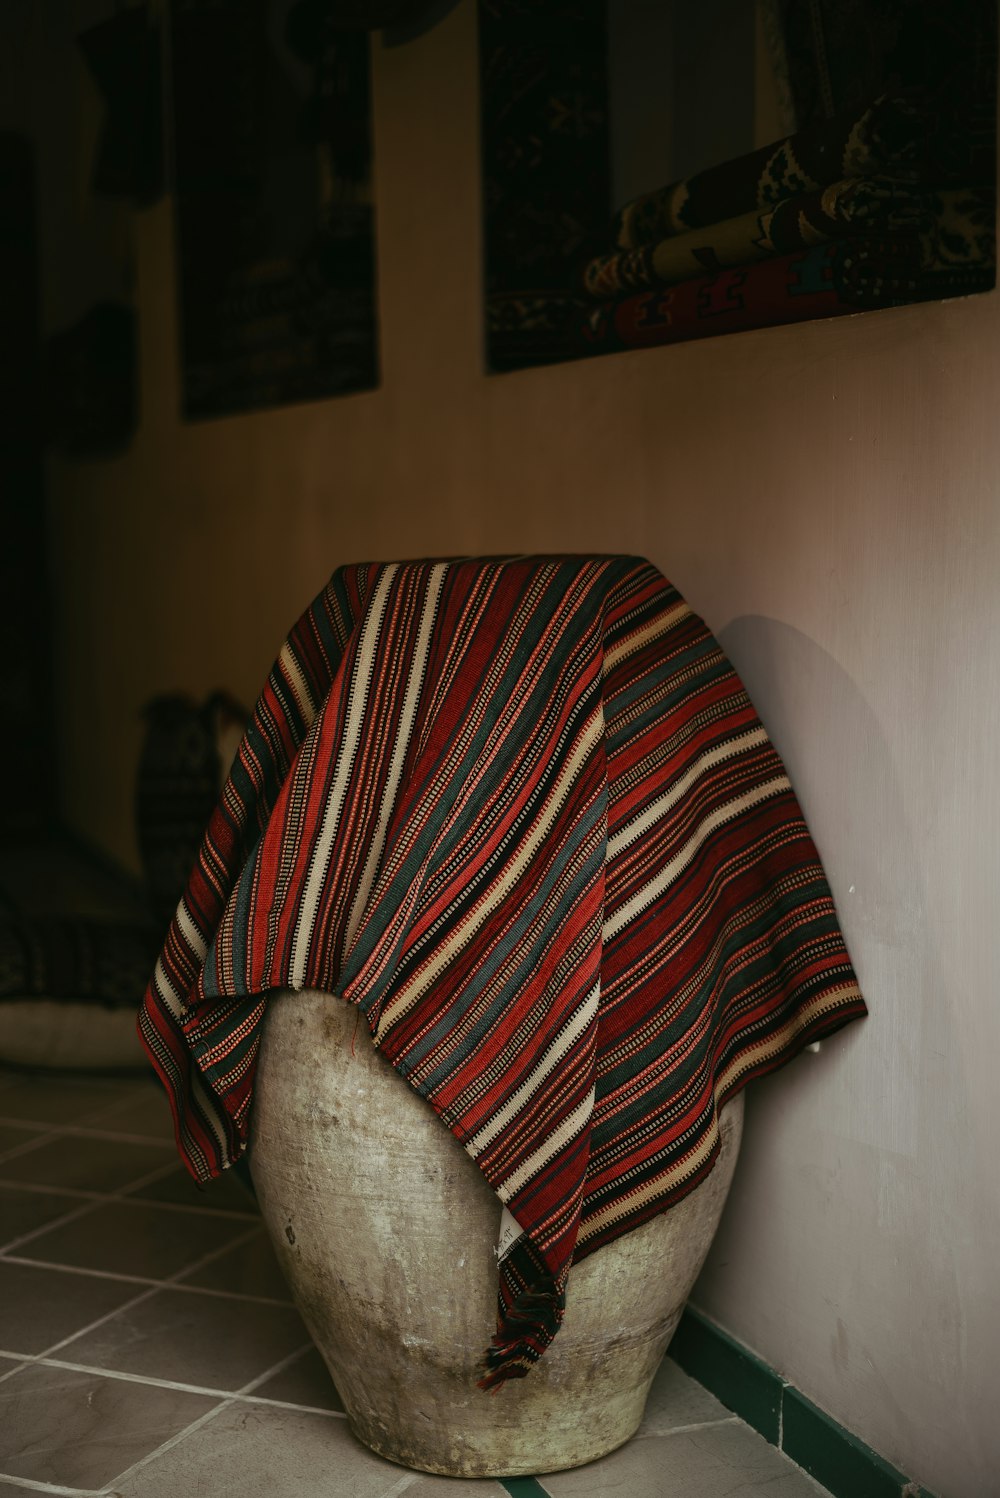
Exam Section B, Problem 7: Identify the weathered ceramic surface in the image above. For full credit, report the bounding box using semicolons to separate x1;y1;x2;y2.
250;989;744;1478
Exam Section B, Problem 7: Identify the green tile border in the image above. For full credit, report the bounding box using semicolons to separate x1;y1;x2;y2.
500;1480;549;1498
783;1386;911;1498
668;1307;938;1498
669;1303;782;1443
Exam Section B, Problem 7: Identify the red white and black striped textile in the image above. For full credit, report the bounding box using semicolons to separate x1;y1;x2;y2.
138;557;865;1385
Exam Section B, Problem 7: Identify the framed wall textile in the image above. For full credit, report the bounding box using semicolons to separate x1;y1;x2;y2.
170;0;378;419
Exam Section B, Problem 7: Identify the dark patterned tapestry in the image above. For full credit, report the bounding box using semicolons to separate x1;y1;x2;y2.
479;0;995;372
170;0;378;419
478;0;611;370
768;0;997;132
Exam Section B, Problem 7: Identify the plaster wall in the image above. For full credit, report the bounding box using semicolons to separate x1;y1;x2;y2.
41;6;1000;1494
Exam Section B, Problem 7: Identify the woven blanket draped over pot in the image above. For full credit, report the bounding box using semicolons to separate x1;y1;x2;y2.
138;557;865;1386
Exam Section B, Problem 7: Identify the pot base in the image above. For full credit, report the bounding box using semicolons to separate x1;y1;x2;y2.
250;990;743;1478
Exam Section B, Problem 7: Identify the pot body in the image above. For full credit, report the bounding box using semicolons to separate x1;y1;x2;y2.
250;989;743;1478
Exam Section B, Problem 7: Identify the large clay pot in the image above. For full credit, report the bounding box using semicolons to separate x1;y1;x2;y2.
250;989;743;1478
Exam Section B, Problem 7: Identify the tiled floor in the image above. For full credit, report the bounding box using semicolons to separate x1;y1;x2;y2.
0;1067;831;1498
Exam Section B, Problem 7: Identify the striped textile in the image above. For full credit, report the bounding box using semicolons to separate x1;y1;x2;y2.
138;557;865;1386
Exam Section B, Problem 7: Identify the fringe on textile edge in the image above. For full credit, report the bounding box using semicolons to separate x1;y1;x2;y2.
477;1277;567;1392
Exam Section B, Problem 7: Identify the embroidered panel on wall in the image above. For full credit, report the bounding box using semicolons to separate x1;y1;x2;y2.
480;0;997;373
170;0;379;418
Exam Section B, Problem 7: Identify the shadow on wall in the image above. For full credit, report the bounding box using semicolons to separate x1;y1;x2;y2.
715;611;933;1160
692;614;978;1467
717;612;922;1003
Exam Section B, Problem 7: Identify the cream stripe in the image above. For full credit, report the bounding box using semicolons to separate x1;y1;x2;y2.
194;1069;243;1159
150;963;222;1149
152;961;245;1166
577;1099;725;1243
149;966;230;1159
278;639;317;727
343;564;446;956
499;1086;595;1200
375;705;604;1036
466;982;600;1157
175;899;208;964
153;957;182;1012
290;564;399;989
603;602;690;673
607;726;770;859
603;775;791;942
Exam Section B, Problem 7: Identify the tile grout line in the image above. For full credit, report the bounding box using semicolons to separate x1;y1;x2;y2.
98;1340;322;1493
0;1220;264;1389
0;1256;202;1290
0;1348;332;1407
238;1340;331;1396
0;1258;293;1306
0;1358;30;1393
82;1400;234;1498
0;1156;183;1259
379;1474;420;1498
79;1091;176;1133
634;1414;742;1441
229;1391;345;1419
0;1126;73;1167
0;1476;105;1496
0;1119;56;1141
0;1344;342;1419
0;1198;123;1261
0;1178;257;1222
0;1119;178;1148
2;1183;154;1205
1;1083;417;1492
0;1253;292;1307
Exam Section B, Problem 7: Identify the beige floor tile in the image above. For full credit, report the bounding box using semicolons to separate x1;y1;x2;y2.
0;1361;217;1488
637;1355;734;1437
541;1421;826;1497
60;1285;311;1393
0;1126;44;1160
252;1345;344;1412
0;1185;81;1247
0;1074;130;1126
178;1227;291;1301
0;1260;142;1356
115;1400;423;1498
85;1084;178;1142
0;1133;173;1193
17;1199;253;1279
0;1480;54;1494
130;1163;259;1216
